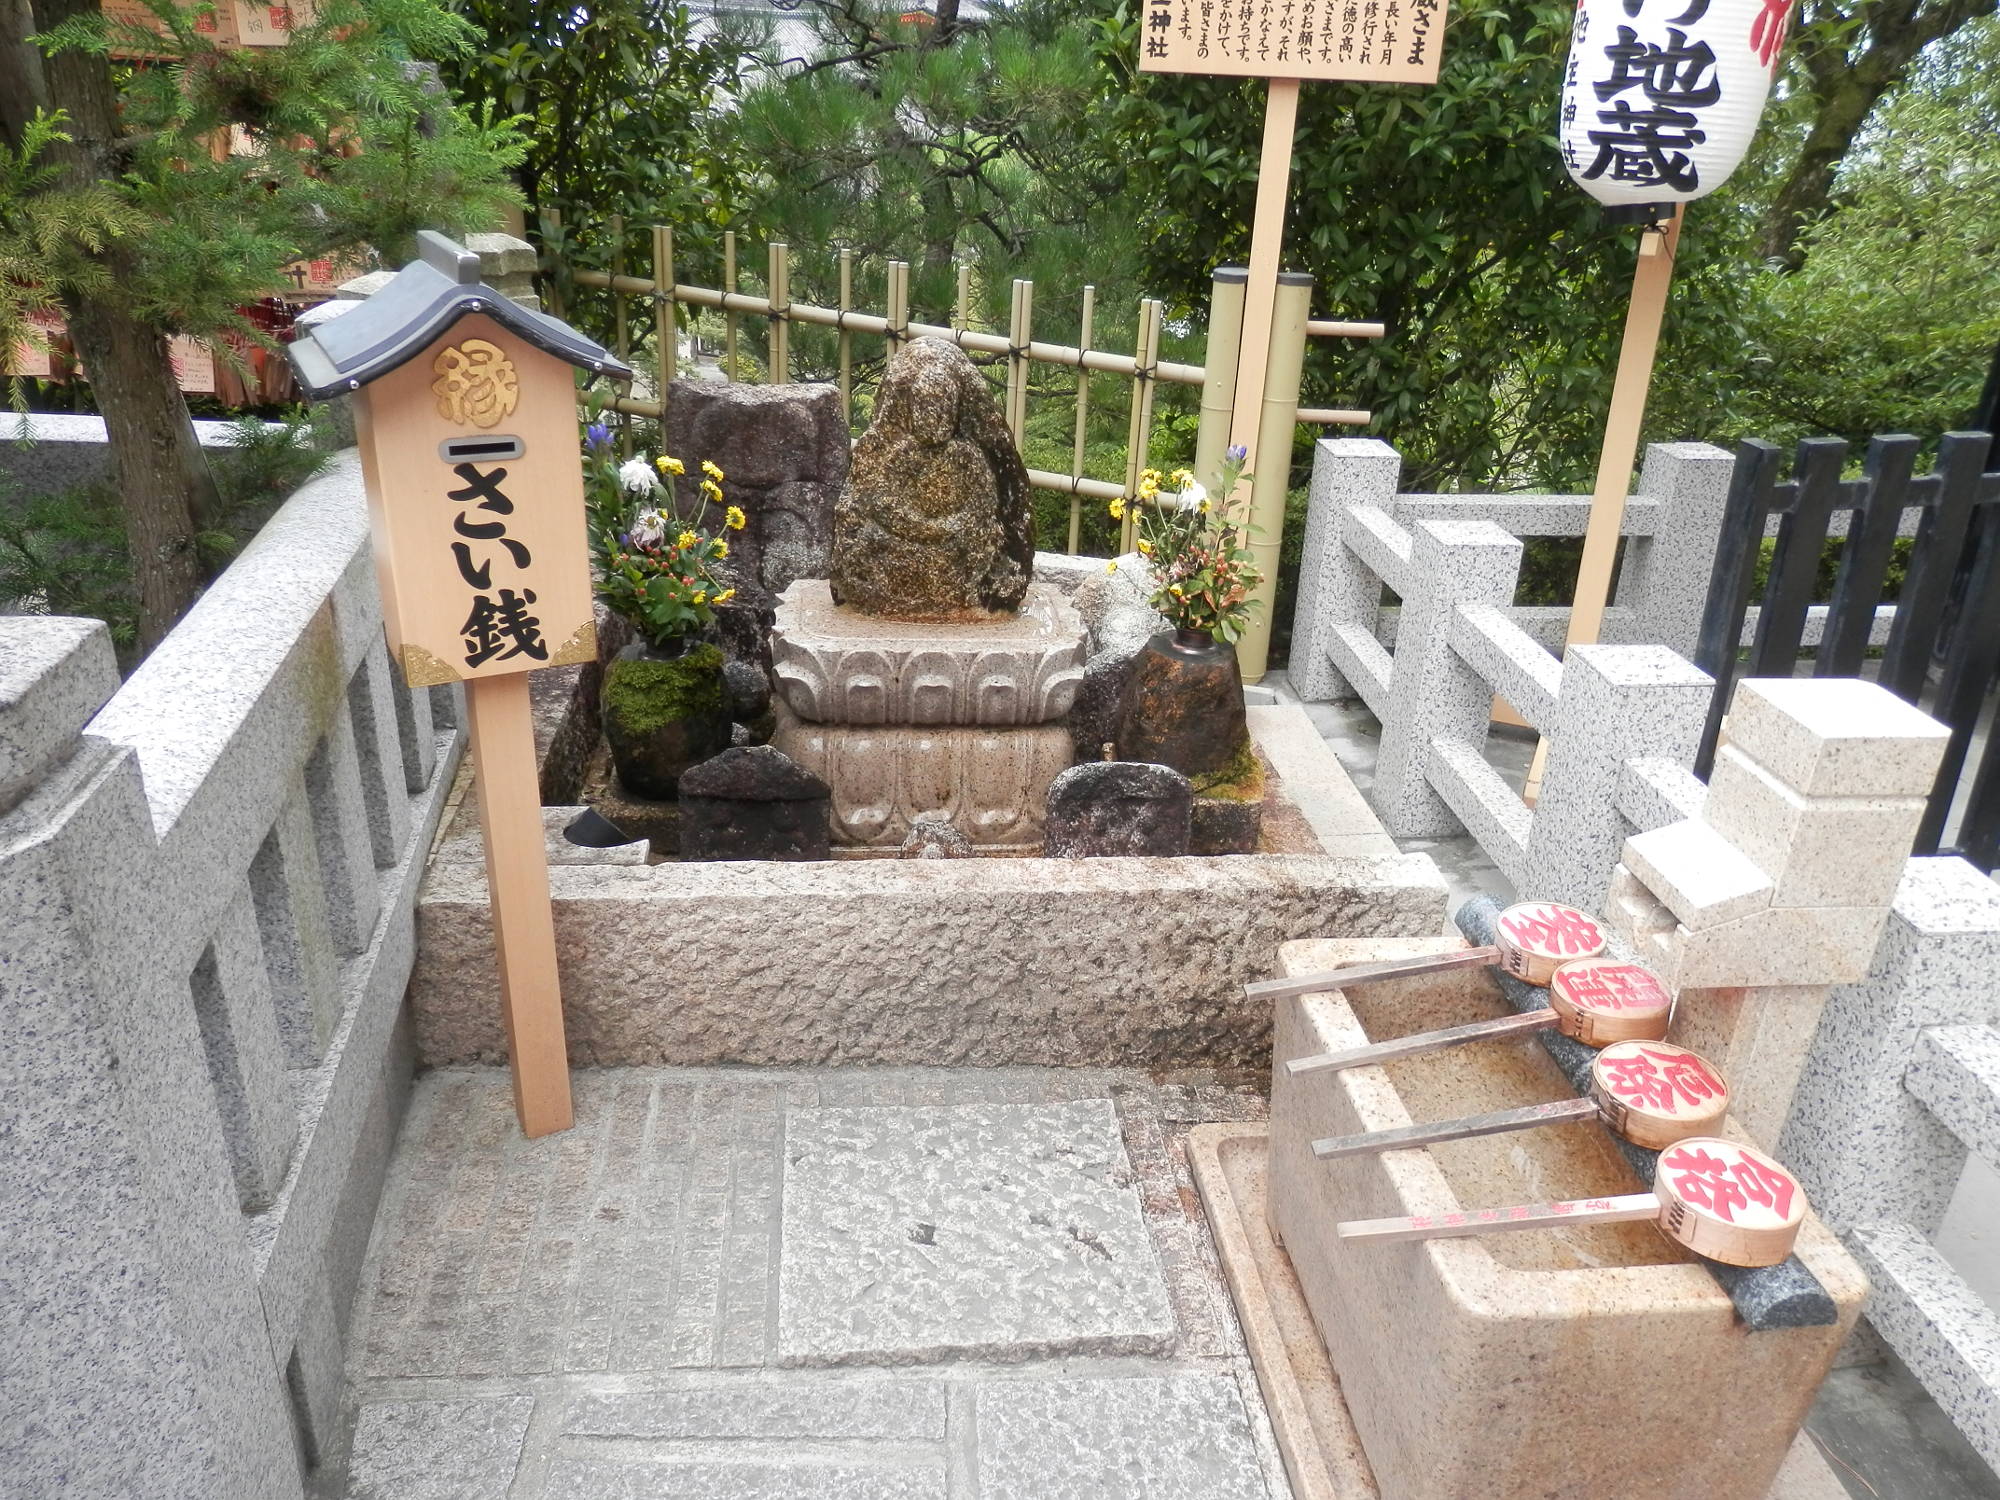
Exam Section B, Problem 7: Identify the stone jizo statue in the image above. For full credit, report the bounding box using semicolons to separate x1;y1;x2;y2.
829;336;1034;621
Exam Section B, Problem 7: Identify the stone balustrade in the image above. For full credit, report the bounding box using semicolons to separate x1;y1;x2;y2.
0;456;461;1498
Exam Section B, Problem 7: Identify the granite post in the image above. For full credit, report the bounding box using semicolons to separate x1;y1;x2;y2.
1520;644;1712;911
1372;518;1523;838
1603;677;1951;1148
1289;437;1401;702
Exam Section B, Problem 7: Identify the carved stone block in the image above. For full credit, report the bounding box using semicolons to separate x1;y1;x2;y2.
771;580;1087;727
771;706;1074;851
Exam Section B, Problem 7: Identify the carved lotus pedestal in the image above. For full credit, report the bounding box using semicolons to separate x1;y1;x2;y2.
769;579;1088;850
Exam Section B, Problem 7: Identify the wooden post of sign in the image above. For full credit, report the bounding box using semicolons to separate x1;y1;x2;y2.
1523;207;1685;800
1228;78;1302;684
463;673;574;1137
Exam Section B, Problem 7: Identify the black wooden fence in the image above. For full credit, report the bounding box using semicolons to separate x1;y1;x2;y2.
1693;432;2000;870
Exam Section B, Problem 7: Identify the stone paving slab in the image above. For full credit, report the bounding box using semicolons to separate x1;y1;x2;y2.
346;1395;534;1500
542;1457;947;1499
777;1099;1176;1366
975;1373;1270;1500
324;1066;1285;1500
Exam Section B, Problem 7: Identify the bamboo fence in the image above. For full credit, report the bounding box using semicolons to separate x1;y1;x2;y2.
546;215;1380;557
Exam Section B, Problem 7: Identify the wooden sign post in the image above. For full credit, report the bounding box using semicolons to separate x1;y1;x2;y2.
289;233;633;1137
1138;0;1452;680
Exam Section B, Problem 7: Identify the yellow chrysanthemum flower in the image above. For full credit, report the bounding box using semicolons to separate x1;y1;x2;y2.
701;460;725;481
693;591;708;605
1108;499;1124;521
677;530;698;549
657;455;686;476
1137;539;1153;556
725;506;747;531
1199;499;1212;514
701;479;725;503
716;588;736;603
1137;476;1160;501
714;539;729;559
1170;469;1195;488
1105;561;1118;574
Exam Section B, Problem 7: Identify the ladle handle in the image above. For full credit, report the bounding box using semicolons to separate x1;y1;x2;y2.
1245;946;1501;1005
1311;1096;1601;1159
1338;1192;1660;1244
1285;1009;1555;1077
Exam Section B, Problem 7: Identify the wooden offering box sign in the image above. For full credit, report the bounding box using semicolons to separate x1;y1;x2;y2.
352;314;596;686
291;233;628;688
287;232;632;1139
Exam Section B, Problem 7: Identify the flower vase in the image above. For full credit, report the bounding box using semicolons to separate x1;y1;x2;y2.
1116;627;1251;780
601;638;733;800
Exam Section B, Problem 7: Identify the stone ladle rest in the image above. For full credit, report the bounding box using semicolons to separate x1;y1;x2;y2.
1455;894;1838;1329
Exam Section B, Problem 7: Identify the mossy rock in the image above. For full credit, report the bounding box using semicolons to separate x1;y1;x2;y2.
601;643;731;800
1189;738;1265;802
603;643;726;733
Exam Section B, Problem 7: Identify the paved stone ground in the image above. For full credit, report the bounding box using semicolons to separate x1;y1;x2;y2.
319;1065;1290;1499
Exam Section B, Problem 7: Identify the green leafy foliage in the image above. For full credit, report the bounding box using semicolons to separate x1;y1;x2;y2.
0;412;332;662
21;0;524;354
437;0;752;350
725;0;1148;380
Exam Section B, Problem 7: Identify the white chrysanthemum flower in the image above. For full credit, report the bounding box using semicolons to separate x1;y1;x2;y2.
618;457;660;495
1172;480;1208;512
628;507;668;548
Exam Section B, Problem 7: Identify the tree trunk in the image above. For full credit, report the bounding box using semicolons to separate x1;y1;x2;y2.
1756;73;1892;268
2;0;220;650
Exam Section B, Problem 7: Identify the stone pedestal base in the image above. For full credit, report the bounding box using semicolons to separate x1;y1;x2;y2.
771;579;1086;726
771;706;1073;851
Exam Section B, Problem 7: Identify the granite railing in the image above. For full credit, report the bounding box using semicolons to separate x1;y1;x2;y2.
1286;434;1717;911
0;452;462;1498
1779;857;2000;1475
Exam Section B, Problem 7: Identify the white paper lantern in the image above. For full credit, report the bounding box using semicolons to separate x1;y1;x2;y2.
1559;0;1792;209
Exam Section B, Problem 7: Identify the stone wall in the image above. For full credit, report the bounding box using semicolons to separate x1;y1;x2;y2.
0;455;461;1498
409;706;1440;1069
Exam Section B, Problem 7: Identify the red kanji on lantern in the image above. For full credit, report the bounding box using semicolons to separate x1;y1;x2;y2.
1749;0;1790;67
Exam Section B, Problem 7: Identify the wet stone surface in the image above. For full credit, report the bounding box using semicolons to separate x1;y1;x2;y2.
1044;760;1194;858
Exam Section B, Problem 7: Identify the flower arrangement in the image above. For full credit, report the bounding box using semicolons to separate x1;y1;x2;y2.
582;421;746;648
1107;445;1265;645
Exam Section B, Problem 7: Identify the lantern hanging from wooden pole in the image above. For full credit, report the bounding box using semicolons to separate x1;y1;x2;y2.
1523;0;1793;801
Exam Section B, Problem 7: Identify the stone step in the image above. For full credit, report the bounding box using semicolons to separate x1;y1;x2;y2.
1846;1220;2000;1473
1908;1025;2000;1176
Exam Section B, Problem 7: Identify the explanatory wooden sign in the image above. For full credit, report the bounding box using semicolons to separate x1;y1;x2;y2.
352;312;597;688
1137;0;1448;82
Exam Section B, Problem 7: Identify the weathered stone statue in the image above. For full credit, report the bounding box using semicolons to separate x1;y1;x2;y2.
829;336;1034;621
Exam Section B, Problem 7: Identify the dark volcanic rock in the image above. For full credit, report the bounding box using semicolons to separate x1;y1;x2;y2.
664;380;849;609
1044;761;1193;858
677;745;832;862
1116;629;1250;779
829;337;1034;621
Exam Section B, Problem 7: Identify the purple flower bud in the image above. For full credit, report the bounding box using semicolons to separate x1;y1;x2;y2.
1227;444;1248;463
587;422;612;449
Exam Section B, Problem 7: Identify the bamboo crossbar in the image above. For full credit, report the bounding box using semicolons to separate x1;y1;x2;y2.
569;268;1207;386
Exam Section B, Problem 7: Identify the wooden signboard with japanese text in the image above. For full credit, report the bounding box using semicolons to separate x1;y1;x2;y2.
1137;0;1448;81
351;313;597;688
